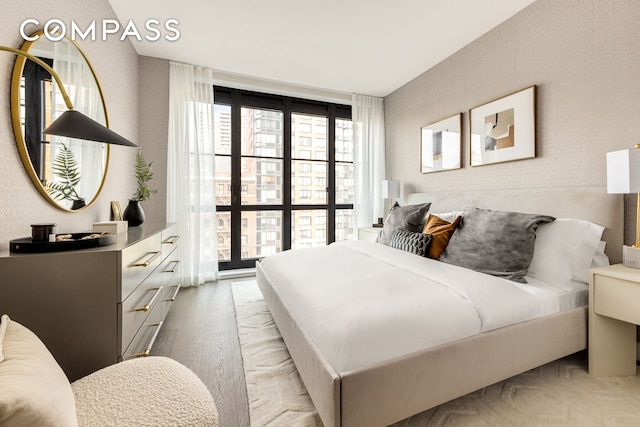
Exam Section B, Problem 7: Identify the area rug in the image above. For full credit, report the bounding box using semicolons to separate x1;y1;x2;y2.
233;280;640;426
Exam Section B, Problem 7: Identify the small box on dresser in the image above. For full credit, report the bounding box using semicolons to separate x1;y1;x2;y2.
93;221;128;234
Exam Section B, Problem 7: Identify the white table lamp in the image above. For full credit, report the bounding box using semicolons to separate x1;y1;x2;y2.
381;179;401;203
606;147;640;267
380;179;401;225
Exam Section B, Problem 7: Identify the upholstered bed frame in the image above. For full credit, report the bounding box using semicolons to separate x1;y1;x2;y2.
256;187;623;427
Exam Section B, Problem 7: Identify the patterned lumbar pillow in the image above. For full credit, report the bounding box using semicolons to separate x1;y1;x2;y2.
389;229;433;257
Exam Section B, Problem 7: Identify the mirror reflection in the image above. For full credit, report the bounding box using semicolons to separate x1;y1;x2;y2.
420;113;461;174
11;32;109;211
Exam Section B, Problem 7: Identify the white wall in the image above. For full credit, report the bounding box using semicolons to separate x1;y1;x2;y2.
0;0;139;248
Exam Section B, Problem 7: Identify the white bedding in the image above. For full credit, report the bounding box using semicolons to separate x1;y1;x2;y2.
258;239;587;374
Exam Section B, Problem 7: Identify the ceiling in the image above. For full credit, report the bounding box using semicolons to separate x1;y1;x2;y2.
107;0;536;98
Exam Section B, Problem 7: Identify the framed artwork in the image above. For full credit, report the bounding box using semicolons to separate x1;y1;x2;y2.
110;201;123;221
469;85;536;167
420;113;462;174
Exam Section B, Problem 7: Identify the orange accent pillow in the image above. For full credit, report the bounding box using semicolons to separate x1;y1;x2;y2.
422;214;462;260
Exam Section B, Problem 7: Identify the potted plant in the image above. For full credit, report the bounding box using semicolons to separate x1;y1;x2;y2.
123;150;157;226
46;143;85;210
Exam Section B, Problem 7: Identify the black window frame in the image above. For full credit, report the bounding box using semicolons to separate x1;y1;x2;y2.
214;86;352;270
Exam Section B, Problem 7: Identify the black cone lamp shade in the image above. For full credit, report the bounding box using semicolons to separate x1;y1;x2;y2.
1;45;137;147
43;110;137;147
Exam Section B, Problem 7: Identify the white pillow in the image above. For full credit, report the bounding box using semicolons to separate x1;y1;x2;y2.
432;211;464;223
528;218;605;291
0;315;78;427
591;241;611;269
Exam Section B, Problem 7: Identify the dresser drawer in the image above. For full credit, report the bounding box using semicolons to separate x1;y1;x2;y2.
121;233;162;301
122;302;163;360
161;223;181;260
161;256;181;318
121;267;164;351
593;274;640;324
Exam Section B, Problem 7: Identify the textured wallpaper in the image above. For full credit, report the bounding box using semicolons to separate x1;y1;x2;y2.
138;56;170;224
0;0;139;249
385;0;640;245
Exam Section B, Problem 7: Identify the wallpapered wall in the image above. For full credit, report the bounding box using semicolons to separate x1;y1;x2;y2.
385;0;640;218
0;0;139;249
138;56;170;224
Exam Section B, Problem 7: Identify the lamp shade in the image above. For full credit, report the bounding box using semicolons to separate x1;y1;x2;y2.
606;149;640;194
43;110;137;147
381;179;401;199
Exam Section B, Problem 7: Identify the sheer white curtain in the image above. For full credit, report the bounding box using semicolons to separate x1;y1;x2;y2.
168;61;218;285
352;94;386;229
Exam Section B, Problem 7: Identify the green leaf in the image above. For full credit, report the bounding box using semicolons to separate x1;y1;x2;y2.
46;143;82;202
130;150;157;201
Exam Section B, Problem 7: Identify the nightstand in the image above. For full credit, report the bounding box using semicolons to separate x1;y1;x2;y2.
589;264;640;376
358;227;381;242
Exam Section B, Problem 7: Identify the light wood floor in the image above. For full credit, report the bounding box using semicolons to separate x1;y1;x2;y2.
152;277;253;427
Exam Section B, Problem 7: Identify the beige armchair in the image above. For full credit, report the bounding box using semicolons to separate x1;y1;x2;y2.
0;315;218;426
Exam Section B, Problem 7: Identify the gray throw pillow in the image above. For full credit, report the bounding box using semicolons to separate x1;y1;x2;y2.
389;229;433;257
377;202;431;245
440;207;555;283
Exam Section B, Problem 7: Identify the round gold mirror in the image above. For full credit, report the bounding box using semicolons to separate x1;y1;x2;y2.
10;31;110;211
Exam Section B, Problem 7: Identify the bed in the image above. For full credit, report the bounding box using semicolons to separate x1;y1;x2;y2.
256;187;623;427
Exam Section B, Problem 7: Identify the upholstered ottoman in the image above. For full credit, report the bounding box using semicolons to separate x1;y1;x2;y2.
0;315;218;426
73;356;218;426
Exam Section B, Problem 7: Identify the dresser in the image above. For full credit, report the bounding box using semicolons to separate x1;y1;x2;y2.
0;223;181;381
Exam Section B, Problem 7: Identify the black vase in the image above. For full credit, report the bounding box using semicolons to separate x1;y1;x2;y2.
71;199;86;210
123;200;145;227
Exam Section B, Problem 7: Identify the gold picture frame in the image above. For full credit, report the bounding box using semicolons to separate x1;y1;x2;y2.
110;201;123;221
469;85;536;167
420;113;462;174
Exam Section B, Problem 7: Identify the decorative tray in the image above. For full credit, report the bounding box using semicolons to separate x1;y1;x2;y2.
10;232;117;253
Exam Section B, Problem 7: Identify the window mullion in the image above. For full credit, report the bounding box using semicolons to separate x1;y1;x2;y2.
230;89;243;268
328;104;336;243
283;98;292;250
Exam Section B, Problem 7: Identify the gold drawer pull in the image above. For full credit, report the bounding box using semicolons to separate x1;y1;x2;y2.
134;321;163;357
163;235;180;245
166;285;181;302
163;260;180;273
132;251;161;267
134;286;163;312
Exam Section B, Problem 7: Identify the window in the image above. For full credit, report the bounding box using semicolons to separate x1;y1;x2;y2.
299;190;311;199
298;149;311;159
214;86;352;270
299;229;312;238
299;176;311;186
299;216;312;225
299;163;311;172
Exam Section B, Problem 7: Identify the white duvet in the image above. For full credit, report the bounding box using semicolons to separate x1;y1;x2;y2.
258;240;587;374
